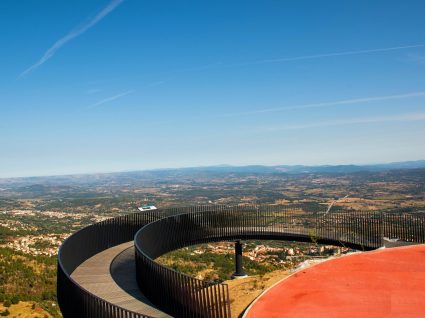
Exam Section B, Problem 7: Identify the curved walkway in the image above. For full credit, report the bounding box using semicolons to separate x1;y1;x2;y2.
58;207;425;318
245;244;425;318
71;241;170;318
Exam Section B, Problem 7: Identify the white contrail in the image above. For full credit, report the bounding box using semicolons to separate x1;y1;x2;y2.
181;44;425;73
225;91;425;116
252;44;425;65
88;90;133;109
266;112;425;131
19;0;124;78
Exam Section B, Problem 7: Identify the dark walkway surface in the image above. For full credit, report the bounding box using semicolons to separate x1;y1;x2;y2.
71;241;170;318
245;244;425;318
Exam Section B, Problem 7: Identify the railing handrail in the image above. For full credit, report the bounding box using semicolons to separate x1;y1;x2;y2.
133;206;425;318
58;205;425;318
57;205;235;318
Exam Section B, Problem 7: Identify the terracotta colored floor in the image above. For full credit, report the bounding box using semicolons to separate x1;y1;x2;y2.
245;245;425;318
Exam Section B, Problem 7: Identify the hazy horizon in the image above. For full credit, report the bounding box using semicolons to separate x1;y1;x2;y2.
1;158;424;179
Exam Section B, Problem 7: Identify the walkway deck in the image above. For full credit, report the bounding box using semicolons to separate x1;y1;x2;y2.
71;241;171;318
245;244;425;318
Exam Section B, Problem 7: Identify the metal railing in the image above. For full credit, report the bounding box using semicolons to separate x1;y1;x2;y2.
58;205;425;318
134;206;425;318
58;206;218;318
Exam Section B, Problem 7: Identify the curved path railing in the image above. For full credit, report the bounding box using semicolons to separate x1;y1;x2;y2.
58;205;425;318
58;206;217;318
134;206;425;318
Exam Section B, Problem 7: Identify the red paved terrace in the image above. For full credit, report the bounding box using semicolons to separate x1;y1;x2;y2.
245;245;425;318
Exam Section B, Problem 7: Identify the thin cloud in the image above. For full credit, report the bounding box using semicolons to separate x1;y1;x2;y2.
179;43;425;73
145;78;172;88
266;112;425;131
224;91;425;117
406;52;425;64
88;90;133;109
19;0;124;78
175;62;225;73
86;88;102;95
249;44;425;65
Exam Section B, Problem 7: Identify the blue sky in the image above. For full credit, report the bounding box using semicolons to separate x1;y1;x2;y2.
1;0;425;178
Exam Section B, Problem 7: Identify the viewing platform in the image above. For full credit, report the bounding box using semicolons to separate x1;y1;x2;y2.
244;244;425;318
57;205;425;318
71;241;170;317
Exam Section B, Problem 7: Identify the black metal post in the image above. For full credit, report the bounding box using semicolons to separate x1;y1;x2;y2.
232;240;247;278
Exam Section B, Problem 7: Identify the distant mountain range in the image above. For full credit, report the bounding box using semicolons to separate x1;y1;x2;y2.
1;160;425;184
155;160;425;175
